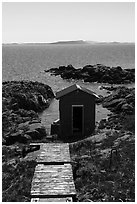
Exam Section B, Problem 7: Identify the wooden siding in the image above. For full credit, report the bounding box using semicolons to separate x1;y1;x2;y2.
59;90;95;140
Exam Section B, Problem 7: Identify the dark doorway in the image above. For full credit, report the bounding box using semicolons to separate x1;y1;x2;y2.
72;106;83;136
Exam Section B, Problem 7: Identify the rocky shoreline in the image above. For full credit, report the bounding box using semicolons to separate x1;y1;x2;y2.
2;80;54;145
2;80;135;202
2;81;54;201
45;64;135;84
97;86;135;131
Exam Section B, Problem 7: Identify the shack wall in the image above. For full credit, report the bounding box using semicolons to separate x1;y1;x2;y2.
59;90;95;140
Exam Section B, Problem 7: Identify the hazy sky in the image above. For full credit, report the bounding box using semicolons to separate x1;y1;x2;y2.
2;2;135;43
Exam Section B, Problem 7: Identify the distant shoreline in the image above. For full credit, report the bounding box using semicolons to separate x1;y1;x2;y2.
2;40;135;46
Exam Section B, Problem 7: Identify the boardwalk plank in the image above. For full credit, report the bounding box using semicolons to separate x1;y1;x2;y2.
31;164;76;197
36;143;70;164
31;197;73;202
31;143;76;201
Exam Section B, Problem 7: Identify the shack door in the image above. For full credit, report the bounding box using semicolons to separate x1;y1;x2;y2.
72;105;84;136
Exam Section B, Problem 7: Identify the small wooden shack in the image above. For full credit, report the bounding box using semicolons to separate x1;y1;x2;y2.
56;84;99;141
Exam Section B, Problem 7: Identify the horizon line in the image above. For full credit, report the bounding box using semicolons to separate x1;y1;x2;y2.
2;40;135;44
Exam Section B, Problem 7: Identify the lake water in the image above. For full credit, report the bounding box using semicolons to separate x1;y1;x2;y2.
2;44;135;132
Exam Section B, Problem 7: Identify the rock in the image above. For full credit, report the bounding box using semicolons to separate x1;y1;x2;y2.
95;95;104;104
98;119;107;129
11;103;19;111
15;109;33;117
81;155;91;160
29;119;41;124
102;87;135;115
102;85;116;91
2;80;54;146
11;130;23;138
28;123;44;131
101;74;113;83
26;129;41;140
121;104;134;114
103;98;125;109
61;70;73;79
82;64;94;72
2;81;54;112
26;123;47;140
38;95;47;106
2;138;6;145
115;100;126;112
18;121;30;130
47;64;135;84
21;134;32;142
125;93;135;103
7;158;17;166
6;130;24;145
67;64;75;71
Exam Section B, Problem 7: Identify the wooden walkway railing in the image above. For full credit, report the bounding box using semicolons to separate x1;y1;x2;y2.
31;143;76;202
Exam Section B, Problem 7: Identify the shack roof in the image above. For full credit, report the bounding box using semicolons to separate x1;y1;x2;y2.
56;84;99;99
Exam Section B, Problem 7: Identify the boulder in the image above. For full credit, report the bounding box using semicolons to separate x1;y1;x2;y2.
6;130;24;145
67;64;75;71
29;119;41;124
101;74;113;84
26;123;47;140
26;129;41;140
103;98;125;109
61;70;73;79
125;93;135;103
2;138;6;145
20;134;32;143
121;104;134;114
2;81;54;113
38;95;47;106
95;95;104;104
18;121;30;130
115;100;127;112
98;119;107;129
16;109;38;118
11;103;19;111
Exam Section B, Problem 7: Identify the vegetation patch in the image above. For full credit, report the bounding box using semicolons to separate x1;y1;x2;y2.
2;159;37;202
70;86;135;202
70;131;134;202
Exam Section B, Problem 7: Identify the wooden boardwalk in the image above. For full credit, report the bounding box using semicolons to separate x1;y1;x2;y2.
31;143;76;202
36;143;71;164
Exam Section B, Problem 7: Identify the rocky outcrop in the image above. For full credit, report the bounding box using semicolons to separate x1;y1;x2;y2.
2;81;55;145
46;64;135;84
2;80;54;112
98;86;135;132
5;122;47;145
102;86;135;114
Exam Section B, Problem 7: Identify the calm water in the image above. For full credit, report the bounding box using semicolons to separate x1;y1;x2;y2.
2;44;135;131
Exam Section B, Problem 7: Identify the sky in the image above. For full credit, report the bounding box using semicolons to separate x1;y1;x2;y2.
2;2;135;43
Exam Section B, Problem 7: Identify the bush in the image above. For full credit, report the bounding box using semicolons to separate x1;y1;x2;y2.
123;114;135;132
2;160;36;202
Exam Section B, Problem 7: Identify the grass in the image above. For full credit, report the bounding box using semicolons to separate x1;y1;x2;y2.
2;159;37;202
123;114;135;132
2;143;39;202
70;130;135;202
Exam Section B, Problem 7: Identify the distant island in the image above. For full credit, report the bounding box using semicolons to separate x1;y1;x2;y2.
50;40;88;45
3;40;135;46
